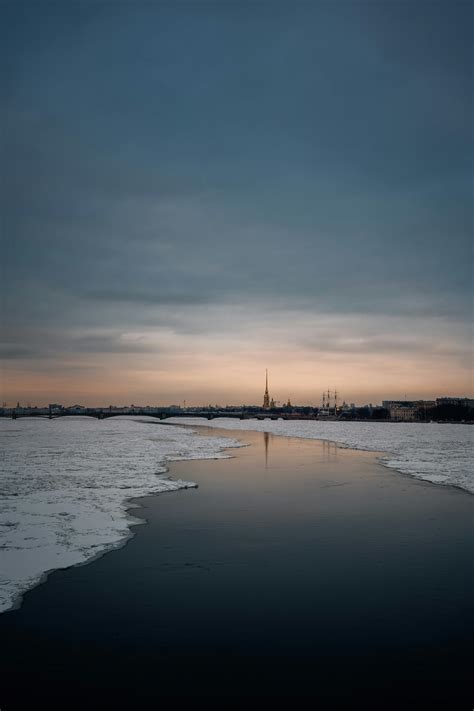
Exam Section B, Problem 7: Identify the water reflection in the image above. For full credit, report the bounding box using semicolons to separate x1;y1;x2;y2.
263;431;269;469
262;432;338;470
322;439;338;461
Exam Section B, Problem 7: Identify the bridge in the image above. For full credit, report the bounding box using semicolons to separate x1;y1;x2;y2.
2;408;288;421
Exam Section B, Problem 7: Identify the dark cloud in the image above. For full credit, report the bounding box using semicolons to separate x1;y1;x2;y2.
1;0;471;387
0;345;36;360
84;288;212;307
0;328;161;362
70;333;158;355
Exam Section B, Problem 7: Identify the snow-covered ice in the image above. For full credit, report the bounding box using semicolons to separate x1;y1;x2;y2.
170;418;474;494
0;417;241;614
1;415;471;616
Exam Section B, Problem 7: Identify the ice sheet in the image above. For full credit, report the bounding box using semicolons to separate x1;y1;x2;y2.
0;417;241;614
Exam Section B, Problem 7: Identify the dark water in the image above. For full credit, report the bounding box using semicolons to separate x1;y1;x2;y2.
1;429;473;707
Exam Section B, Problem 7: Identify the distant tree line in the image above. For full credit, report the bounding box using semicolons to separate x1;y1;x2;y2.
339;407;390;420
423;404;472;422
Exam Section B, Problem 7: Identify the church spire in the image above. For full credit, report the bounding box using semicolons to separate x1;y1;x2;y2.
263;369;270;409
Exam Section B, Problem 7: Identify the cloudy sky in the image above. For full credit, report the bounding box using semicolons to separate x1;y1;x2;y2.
2;0;472;406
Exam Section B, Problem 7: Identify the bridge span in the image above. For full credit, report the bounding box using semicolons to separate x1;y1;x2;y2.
2;409;288;422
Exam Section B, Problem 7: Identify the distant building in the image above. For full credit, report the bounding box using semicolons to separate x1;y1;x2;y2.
418;400;436;413
263;370;271;409
382;400;435;421
436;397;474;409
382;401;418;421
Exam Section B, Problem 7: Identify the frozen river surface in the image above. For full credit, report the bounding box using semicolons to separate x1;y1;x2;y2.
1;416;471;615
0;417;240;613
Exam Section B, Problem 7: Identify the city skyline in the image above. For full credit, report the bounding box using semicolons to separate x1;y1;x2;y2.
2;2;472;405
3;368;472;411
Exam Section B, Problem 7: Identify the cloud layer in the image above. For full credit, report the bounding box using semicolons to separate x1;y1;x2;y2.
2;1;472;404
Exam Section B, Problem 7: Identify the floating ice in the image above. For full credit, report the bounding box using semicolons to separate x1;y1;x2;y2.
0;417;241;614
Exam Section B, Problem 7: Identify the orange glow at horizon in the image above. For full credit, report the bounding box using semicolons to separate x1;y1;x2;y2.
2;308;471;407
2;347;471;408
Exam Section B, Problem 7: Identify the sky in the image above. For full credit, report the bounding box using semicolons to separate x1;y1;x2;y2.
1;0;472;406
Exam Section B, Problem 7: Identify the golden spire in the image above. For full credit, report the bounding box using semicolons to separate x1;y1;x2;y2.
263;369;270;409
